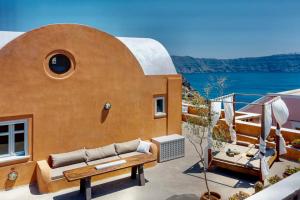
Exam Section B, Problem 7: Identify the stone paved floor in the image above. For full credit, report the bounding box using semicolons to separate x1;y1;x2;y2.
1;125;299;200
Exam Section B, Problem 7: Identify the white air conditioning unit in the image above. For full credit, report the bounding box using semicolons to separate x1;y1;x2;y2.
152;134;185;162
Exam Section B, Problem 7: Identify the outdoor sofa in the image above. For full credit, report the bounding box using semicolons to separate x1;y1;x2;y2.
36;139;157;193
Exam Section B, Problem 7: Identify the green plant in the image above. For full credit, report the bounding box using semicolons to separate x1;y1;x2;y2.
254;181;264;193
268;175;282;185
284;165;300;176
229;191;250;200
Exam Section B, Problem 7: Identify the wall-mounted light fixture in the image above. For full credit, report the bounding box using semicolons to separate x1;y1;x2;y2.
104;102;112;110
8;168;18;181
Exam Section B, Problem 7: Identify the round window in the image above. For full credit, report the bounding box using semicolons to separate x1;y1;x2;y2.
48;54;71;74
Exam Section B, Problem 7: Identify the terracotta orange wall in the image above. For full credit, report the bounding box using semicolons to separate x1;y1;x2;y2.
167;76;182;134
0;24;182;189
235;120;300;143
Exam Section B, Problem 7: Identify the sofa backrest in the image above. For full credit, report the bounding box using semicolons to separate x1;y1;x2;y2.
115;139;141;154
50;149;86;168
49;138;143;168
85;144;117;162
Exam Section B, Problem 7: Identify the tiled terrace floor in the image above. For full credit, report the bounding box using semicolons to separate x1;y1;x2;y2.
1;127;299;200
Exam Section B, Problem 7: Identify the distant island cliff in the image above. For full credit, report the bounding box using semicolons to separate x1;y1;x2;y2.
172;54;300;73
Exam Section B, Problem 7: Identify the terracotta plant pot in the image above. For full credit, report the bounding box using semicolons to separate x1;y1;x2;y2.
200;192;221;200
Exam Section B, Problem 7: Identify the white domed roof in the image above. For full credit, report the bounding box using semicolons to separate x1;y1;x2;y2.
117;37;177;75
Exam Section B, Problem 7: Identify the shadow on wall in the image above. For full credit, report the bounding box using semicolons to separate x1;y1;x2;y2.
5;179;15;191
101;108;109;123
166;194;199;200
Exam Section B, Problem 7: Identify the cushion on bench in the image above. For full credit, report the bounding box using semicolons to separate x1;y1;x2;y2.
118;151;145;158
50;149;86;168
85;144;117;162
86;155;120;166
137;140;152;153
115;139;140;154
50;162;87;180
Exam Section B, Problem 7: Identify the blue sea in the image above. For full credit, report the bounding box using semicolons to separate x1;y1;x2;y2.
183;72;300;109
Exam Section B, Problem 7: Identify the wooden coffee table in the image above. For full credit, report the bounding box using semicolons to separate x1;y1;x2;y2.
63;154;156;200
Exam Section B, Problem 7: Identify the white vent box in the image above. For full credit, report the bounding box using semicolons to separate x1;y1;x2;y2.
152;134;185;162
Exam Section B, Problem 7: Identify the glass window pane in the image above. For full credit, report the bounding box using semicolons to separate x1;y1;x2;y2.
49;54;71;74
0;135;9;155
0;125;8;133
14;133;24;153
14;123;24;131
156;99;164;113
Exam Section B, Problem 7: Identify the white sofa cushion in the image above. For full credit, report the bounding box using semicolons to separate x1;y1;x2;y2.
118;151;145;159
86;156;120;166
50;162;87;180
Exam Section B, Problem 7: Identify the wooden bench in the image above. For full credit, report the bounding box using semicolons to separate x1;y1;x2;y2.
63;154;156;200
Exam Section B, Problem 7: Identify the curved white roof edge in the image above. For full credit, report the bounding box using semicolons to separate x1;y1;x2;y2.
0;31;24;49
0;31;177;76
116;37;177;75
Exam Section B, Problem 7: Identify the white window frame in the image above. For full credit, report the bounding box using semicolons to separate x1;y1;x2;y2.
0;119;28;158
155;96;166;117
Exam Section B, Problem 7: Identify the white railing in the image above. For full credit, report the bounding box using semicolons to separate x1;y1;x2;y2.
246;172;300;200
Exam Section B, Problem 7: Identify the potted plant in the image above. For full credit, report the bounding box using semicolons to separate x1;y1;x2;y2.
283;165;300;178
184;78;227;200
229;191;250;200
291;139;300;149
254;181;264;193
267;175;282;185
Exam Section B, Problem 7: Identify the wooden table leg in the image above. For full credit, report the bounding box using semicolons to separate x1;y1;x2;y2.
80;177;92;200
137;164;145;186
131;166;137;179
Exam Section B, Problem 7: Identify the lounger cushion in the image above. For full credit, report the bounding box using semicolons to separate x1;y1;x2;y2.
50;162;87;180
86;156;120;166
85;144;117;162
115;139;141;154
118;151;145;159
50;149;86;168
213;143;275;169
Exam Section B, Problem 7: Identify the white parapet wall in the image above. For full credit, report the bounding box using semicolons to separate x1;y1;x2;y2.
246;172;300;200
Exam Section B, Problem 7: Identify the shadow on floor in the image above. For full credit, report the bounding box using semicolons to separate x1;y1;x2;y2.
29;183;41;195
53;177;148;200
166;194;199;200
183;161;257;189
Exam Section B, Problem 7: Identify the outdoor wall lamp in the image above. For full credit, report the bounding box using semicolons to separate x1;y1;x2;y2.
104;102;112;110
8;168;18;181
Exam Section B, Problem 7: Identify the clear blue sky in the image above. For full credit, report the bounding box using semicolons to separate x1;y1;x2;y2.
1;0;300;58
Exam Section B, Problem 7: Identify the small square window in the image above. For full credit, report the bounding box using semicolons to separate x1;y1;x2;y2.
0;120;28;158
154;96;166;117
